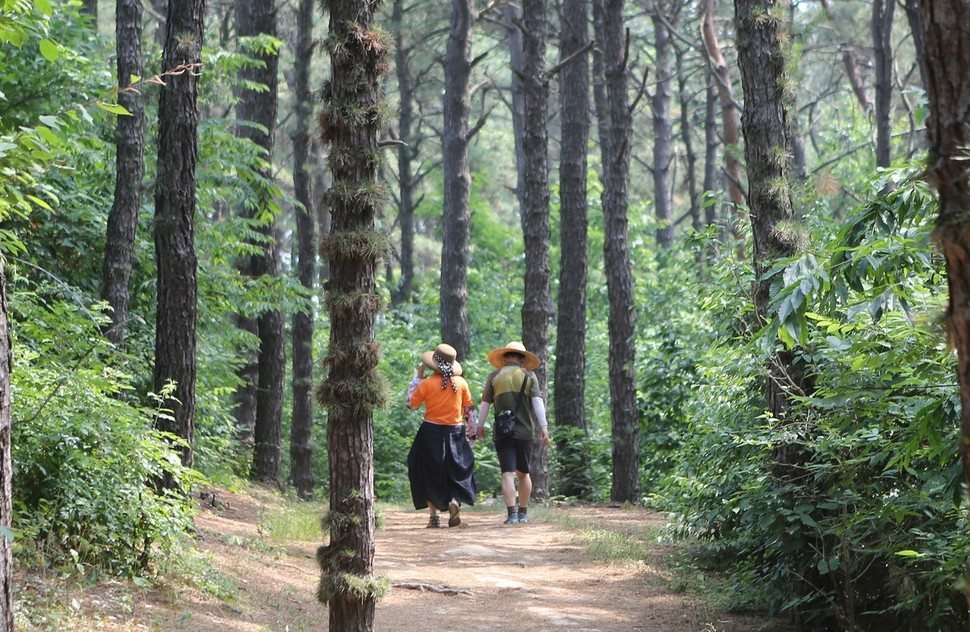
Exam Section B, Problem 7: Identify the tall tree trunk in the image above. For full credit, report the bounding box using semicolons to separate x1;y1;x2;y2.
390;0;416;306
701;0;745;232
236;0;285;484
651;7;674;249
703;73;718;228
503;3;527;217
316;0;389;628
153;0;204;487
520;0;552;501
872;0;895;168
917;0;970;611
439;0;473;360
150;0;167;47
554;0;592;499
0;264;12;632
289;0;316;499
677;42;700;235
735;0;811;448
596;0;640;504
903;0;926;86
82;0;98;22
314;137;332;284
101;0;145;350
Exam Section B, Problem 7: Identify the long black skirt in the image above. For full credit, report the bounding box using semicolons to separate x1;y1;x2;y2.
407;422;478;511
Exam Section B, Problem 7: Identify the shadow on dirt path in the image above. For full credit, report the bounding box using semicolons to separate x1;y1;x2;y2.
14;487;788;631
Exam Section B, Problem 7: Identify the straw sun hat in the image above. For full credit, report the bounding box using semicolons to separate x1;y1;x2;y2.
420;343;462;376
487;341;541;370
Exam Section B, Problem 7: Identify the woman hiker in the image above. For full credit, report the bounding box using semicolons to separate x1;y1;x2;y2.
406;343;478;528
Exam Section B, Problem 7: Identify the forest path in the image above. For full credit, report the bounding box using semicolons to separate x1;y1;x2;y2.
18;485;784;631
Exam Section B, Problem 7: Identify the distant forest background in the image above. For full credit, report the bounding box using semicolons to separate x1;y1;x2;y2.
2;0;969;630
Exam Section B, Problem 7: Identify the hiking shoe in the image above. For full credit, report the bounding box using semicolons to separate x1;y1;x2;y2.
448;500;461;527
517;513;530;524
426;514;441;528
503;512;519;525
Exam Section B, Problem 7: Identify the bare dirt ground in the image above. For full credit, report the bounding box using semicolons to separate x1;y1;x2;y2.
14;486;790;631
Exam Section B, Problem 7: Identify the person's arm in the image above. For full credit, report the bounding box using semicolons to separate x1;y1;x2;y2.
406;365;425;409
477;401;490;439
532;396;550;445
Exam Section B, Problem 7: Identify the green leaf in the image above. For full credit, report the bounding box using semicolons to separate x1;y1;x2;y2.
33;0;53;15
895;550;923;558
39;38;59;62
97;102;132;117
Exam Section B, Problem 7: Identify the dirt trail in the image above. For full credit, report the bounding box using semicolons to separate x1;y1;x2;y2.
16;487;784;631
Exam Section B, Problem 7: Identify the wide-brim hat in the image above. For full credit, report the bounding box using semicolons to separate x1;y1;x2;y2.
421;343;462;376
487;341;541;370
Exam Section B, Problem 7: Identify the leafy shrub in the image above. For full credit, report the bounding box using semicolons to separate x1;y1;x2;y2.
661;171;969;630
10;281;198;576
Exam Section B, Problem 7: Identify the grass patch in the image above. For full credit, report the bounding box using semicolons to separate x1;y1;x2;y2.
259;504;323;543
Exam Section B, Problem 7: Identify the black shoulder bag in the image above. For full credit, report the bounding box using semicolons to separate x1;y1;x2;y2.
493;371;528;440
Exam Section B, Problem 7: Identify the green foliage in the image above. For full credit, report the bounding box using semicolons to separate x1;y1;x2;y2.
660;170;966;630
10;279;198;577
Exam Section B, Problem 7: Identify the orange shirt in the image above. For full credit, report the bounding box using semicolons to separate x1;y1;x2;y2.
409;375;472;425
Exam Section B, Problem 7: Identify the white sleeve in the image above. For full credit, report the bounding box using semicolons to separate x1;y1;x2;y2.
531;396;547;429
406;374;421;408
477;401;491;430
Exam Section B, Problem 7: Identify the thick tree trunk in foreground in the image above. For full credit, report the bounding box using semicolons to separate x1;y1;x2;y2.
917;0;970;611
554;0;592;499
0;263;12;632
440;0;473;360
153;0;204;485
316;0;390;628
289;0;316;499
101;0;144;350
596;0;640;504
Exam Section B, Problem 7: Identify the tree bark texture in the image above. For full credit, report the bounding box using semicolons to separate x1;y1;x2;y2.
0;263;12;632
439;0;473;361
520;0;552;501
917;0;970;611
153;0;204;483
289;0;316;499
316;0;389;627
596;0;641;504
651;8;674;249
101;0;145;350
236;0;285;485
872;0;895;168
554;0;593;499
735;0;813;450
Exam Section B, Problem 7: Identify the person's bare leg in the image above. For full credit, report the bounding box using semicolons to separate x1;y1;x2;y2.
517;472;532;508
502;472;517;507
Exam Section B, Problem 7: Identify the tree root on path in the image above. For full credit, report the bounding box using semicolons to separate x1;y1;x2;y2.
392;581;474;597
